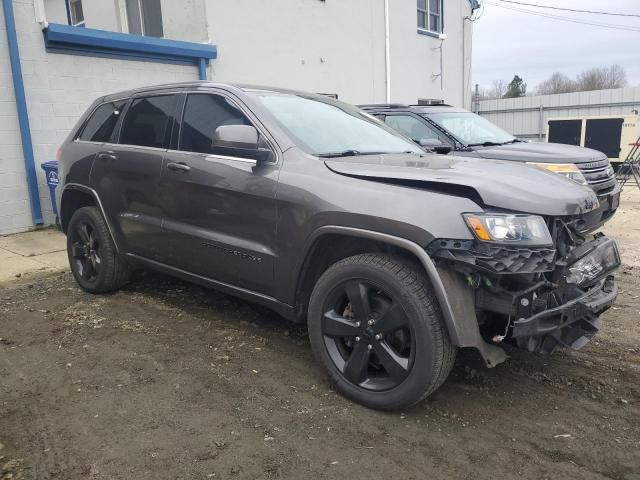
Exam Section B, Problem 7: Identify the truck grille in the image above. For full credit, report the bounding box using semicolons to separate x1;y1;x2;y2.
577;158;616;193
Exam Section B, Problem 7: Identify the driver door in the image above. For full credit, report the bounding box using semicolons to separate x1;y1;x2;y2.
158;92;280;296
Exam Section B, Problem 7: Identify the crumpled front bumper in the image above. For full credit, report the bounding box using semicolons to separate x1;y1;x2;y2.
578;184;620;233
512;275;617;353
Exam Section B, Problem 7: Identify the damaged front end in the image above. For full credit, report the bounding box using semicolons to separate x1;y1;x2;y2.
428;215;620;364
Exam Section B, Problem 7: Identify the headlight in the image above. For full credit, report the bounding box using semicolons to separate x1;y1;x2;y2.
565;240;620;285
527;163;588;186
463;213;552;246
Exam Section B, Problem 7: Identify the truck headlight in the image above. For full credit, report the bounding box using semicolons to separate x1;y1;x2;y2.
463;213;552;246
527;163;588;186
565;240;620;285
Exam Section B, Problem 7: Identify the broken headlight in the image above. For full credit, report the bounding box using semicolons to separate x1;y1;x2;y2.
463;213;552;246
527;162;588;186
565;240;620;285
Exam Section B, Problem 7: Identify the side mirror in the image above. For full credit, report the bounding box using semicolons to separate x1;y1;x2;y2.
418;138;453;155
212;125;272;162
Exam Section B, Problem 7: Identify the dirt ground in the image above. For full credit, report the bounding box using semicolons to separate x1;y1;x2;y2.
2;192;640;480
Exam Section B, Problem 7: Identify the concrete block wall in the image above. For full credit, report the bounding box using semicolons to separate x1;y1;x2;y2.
0;0;199;235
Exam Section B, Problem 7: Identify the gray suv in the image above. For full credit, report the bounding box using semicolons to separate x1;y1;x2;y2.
361;104;620;233
57;83;620;410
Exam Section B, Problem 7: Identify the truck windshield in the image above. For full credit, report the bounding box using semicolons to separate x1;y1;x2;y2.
252;91;423;157
425;111;517;147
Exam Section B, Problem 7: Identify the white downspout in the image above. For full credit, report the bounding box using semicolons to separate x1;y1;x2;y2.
33;0;48;27
384;0;391;103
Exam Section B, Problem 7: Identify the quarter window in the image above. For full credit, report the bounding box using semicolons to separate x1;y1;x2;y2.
78;100;125;143
180;93;266;159
418;0;442;33
125;0;164;37
119;95;177;148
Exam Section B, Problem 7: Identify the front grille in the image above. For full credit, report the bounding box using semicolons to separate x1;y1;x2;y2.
577;158;616;193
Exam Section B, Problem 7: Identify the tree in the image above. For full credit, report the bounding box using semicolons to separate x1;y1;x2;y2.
535;72;575;95
488;80;508;99
503;75;527;98
575;65;627;92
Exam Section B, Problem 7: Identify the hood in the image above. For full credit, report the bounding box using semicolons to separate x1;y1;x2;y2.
325;154;599;216
467;142;607;164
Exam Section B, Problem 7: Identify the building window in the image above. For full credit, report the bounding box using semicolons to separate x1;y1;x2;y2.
417;0;442;33
67;0;85;27
125;0;164;37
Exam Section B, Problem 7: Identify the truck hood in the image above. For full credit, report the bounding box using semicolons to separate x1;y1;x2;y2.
467;142;607;164
325;154;599;216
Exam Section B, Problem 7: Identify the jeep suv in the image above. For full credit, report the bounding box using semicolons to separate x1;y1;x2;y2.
361;104;620;232
57;83;620;410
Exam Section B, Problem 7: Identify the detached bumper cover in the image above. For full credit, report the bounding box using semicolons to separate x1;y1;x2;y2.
512;276;617;352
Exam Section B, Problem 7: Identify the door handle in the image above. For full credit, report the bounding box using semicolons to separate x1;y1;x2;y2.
167;162;191;173
98;151;117;161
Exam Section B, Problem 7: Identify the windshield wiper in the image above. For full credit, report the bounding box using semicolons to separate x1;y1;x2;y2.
467;141;504;147
502;139;524;144
315;150;362;158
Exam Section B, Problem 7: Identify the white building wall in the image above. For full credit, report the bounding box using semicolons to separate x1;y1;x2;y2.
205;0;388;104
205;0;473;106
388;0;473;107
0;0;199;235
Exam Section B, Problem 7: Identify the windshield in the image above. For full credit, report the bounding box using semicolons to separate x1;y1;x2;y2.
251;91;423;157
425;111;516;146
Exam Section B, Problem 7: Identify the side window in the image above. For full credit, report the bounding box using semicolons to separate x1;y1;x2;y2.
78;100;125;143
385;115;442;143
119;95;177;148
180;93;265;159
125;0;163;37
418;0;442;33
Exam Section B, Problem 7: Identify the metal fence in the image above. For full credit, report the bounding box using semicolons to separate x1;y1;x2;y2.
476;86;640;141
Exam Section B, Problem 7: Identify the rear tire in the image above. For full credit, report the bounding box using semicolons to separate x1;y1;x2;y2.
308;253;456;410
67;206;131;293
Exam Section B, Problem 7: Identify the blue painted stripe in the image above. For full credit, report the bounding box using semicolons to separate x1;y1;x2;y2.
44;23;217;62
2;0;43;226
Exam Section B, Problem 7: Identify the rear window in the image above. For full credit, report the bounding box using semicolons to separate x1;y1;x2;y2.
78;100;125;143
119;95;177;148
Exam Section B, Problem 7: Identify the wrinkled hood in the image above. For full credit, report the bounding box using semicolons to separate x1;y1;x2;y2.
325;154;599;216
466;142;607;164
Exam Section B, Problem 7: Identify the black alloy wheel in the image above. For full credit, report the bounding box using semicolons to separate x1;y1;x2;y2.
308;254;456;410
321;278;414;391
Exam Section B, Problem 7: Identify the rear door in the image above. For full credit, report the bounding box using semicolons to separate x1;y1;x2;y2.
157;91;280;296
91;93;180;259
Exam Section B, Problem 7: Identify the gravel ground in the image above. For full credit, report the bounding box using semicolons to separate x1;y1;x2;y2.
1;190;640;480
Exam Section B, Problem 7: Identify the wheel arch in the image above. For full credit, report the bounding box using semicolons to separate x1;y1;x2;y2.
60;184;120;252
293;226;508;368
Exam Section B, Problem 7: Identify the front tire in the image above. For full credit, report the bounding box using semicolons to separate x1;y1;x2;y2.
67;206;131;293
308;254;456;410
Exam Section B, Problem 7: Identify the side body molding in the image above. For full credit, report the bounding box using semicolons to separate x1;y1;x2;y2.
303;226;507;367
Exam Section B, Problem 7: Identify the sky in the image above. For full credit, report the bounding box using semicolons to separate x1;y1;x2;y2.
472;0;640;93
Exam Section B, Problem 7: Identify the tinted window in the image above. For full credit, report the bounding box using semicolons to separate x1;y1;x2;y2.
385;115;441;143
120;95;176;148
180;93;252;155
79;101;125;142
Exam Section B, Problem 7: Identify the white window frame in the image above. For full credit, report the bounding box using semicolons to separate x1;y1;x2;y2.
117;0;164;37
418;0;443;35
67;0;85;27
